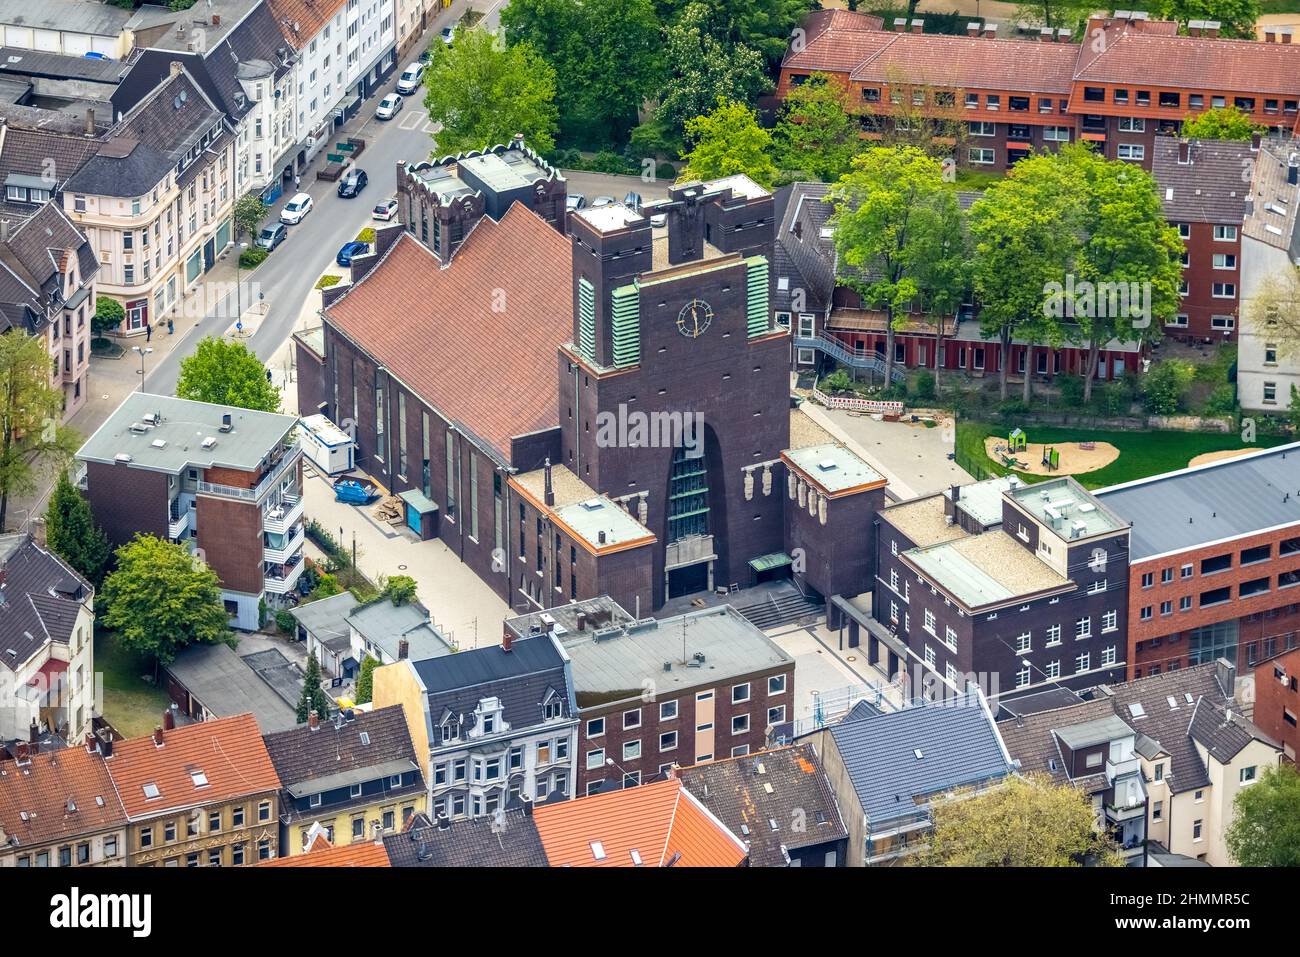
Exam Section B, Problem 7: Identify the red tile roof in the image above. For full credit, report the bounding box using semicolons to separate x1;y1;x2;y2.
258;840;391;867
783;28;896;72
802;8;883;41
266;0;349;50
325;206;572;462
533;778;748;867
105;713;280;820
0;746;127;848
1074;33;1300;95
850;34;1079;94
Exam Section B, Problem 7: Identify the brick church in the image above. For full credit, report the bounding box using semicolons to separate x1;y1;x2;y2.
295;137;886;618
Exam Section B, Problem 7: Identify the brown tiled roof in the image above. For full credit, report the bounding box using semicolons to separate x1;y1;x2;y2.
850;34;1078;94
325;205;572;462
262;706;420;791
1074;33;1300;95
1152;137;1253;225
258;838;391;866
533;778;748;867
0;745;127;848
266;0;350;50
802;8;883;42
783;28;896;73
105;713;281;820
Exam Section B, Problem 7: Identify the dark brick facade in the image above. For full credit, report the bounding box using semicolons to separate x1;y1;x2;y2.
1254;647;1300;762
85;460;169;547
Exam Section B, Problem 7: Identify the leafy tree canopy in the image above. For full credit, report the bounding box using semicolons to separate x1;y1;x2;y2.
679;98;778;187
1181;104;1264;141
176;337;281;412
45;472;111;588
1227;763;1300;866
774;73;860;182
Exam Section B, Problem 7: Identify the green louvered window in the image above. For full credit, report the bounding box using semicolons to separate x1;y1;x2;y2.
578;277;596;362
668;445;709;542
610;284;640;368
746;255;770;338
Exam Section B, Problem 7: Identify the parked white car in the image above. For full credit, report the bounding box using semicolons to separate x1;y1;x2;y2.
280;192;313;224
373;198;399;221
396;62;424;95
376;92;403;120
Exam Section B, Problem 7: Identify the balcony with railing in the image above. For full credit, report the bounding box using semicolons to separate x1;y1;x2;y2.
168;493;195;539
263;553;305;595
263;494;303;535
264;524;305;565
1105;758;1147;822
198;444;302;503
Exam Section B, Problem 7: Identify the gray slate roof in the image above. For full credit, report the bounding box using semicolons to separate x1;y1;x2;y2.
290;591;359;651
165;642;299;733
0;202;98;335
1096;442;1300;561
1152;137;1253;225
677;744;849;867
347;598;452;663
412;635;572;737
1188;695;1280;764
263;705;421;793
774;182;834;314
384;809;549;867
0;533;91;673
828;693;1014;828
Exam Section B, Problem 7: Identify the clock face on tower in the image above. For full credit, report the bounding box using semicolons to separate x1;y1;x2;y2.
676;299;714;339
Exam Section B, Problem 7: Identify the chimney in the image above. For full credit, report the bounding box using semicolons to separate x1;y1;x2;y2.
152;725;164;746
892;18;907;31
1265;28;1277;43
983;23;998;39
1039;27;1053;41
951;483;961;503
85;732;97;753
597;530;607;545
29;718;38;743
1178;139;1192;165
1215;657;1237;698
512;132;525;148
96;728;114;758
162;708;175;731
15;742;28;762
1282;28;1294;45
543;457;554;507
501;630;512;653
665;764;678;780
910;19;924;34
1057;28;1072;42
169;60;183;78
212;14;220;26
84;108;95;136
522;795;534;816
966;22;980;37
577;611;587;631
398;638;409;660
437;815;451;830
308;710;320;731
1289;153;1299;186
1251;131;1262;152
1203;20;1220;38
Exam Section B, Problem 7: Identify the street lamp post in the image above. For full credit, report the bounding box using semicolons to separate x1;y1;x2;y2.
133;345;153;391
235;240;249;324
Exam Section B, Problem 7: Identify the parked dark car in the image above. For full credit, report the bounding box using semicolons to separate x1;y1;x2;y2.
336;240;371;266
337;169;368;198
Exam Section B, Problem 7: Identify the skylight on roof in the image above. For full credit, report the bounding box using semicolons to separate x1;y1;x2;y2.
913;748;924;759
190;770;208;787
142;783;160;799
1167;696;1179;710
360;732;371;745
629;849;643;866
590;841;606;861
1184;693;1194;704
1128;703;1146;719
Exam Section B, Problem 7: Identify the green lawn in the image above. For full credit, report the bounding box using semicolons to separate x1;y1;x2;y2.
956;419;1290;489
94;627;170;739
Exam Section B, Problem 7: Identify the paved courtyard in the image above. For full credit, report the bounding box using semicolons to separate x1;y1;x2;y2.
764;621;904;731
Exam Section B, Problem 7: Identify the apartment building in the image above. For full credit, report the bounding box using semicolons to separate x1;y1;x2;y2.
372;633;580;821
1095;442;1300;679
0;202;98;419
0;0;137;59
0;741;128;868
104;713;282;866
1254;647;1300;761
505;598;797;795
874;475;1131;697
114;0;300;205
0;534;96;749
1000;662;1281;866
263;706;426;854
64;64;236;336
1152;137;1250;342
777;11;1300;173
76;393;304;631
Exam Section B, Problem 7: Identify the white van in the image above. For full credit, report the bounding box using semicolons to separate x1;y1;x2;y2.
396;62;424;95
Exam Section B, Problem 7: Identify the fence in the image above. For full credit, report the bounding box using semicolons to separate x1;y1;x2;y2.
811;387;905;416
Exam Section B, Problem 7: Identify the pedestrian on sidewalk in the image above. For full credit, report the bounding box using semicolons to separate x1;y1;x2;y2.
167;318;174;335
145;322;152;343
294;173;301;189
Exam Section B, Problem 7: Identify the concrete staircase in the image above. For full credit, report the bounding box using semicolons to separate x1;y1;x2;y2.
735;590;825;631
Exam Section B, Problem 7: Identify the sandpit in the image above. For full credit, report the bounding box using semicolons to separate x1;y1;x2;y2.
984;437;1121;476
1188;448;1257;468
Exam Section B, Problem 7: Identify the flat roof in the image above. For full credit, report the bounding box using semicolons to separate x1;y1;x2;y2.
1054;713;1135;751
459;149;549;191
706;173;769;200
347;600;453;662
165;643;298;734
512;462;598;510
300;413;352;447
77;393;297;474
785;443;884;494
553;496;654;550
557;604;794;704
883;495;970;548
904;533;1070;609
504;597;639;640
575;202;644;233
1008;477;1128;541
1096;441;1300;560
951;475;1021;528
411;165;476;202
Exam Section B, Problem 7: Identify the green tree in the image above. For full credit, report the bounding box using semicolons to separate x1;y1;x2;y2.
921;774;1125;866
1154;0;1261;39
0;333;80;530
1141;358;1196;414
1180;104;1264;141
827;147;961;386
679;99;778;187
1226;763;1300;866
644;3;771;152
774;73;859;182
355;654;380;705
382;575;418;606
232;194;267;243
969;152;1080;401
503;0;664;146
101;535;230;666
92;297;125;340
1013;0;1097;30
297;652;332;723
1289;384;1300;432
176;337;281;412
1245;267;1300;363
1060;145;1183;402
44;472;111;588
652;0;817;66
423;29;559;155
908;188;971;397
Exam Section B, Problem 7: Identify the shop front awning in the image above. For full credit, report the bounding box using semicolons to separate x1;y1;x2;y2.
749;552;793;573
398;488;438;515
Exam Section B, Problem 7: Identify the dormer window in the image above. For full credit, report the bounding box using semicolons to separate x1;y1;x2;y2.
542;689;563;720
482;713;496;734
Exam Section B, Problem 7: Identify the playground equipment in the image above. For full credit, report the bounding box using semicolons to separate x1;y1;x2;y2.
1008;428;1027;452
1042;446;1061;471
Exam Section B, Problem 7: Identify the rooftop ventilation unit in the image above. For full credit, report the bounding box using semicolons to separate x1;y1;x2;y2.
580;498;604;511
114;453;132;464
201;436;216;450
817;459;837;472
128;422;149;434
150;439;166;449
219;413;233;433
1078;503;1097;513
143;412;159;426
1070;520;1088;539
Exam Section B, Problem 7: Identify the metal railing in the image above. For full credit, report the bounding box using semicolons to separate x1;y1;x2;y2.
793;334;907;383
198;445;301;502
